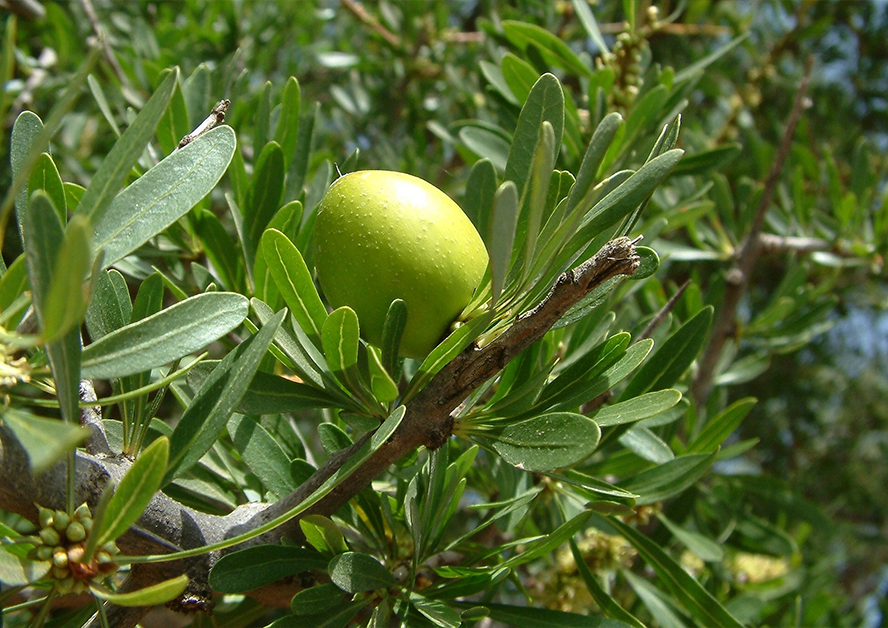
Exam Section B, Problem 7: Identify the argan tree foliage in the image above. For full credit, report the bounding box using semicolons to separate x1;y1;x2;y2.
1;2;886;627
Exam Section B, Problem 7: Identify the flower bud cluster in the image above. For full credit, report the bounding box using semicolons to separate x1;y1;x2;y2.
28;503;120;595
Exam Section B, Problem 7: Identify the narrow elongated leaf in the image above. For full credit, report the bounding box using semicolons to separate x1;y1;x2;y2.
619;427;674;463
380;298;407;377
672;143;742;177
90;574;188;607
621;306;713;400
209;545;328;593
42;214;92;341
157;79;189;155
489;181;519;305
271;600;369;628
0;254;28;320
164;309;285;483
78;69;178;224
657;514;725;562
291;583;347;616
463;158;497;240
276;77;301;169
501;53;540;104
620;451;717;505
11;110;44;238
570;0;609;54
95;436;169;546
411;592;463;628
329;552;396;593
81;292;248;379
28;152;66;223
93;125;236;268
502;21;594;78
262;228;327;344
674;33;750;83
236;370;341;414
570;539;646;628
244;141;285;265
300;514;349;557
609;517;744;628
228;414;296;498
594;390;682;427
1;407;87;473
367;347;398;402
489;412;600;472
252;298;327;390
88;73;121;137
24;192;82;424
504;73;564;204
688;397;756;453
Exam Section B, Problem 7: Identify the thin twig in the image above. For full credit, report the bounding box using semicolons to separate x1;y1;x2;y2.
691;56;813;407
177;99;230;149
639;279;690;341
78;0;131;92
340;0;403;50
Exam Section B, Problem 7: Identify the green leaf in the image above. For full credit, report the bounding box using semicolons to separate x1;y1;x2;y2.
209;545;327;593
501;53;541;104
631;247;659;280
460;126;510;170
619;427;674;463
0;254;29;325
24;192;82;425
77;68;178;225
322;306;364;395
489;181;519;305
688;397;756;453
290;582;346;616
502;21;594;78
609;517;744;628
275;77;302;169
410;592;463;628
674;33;750;84
11;110;45;239
271;600;369;628
570;0;609;54
87;73;121;137
95;436;169;547
380;298;407;378
0;546;50;586
81;292;249;379
262;228;327;345
672;143;742;177
465;602;629;627
244;141;285;266
656;514;725;563
235;370;341;414
228;414;296;498
463;158;498;240
0;407;87;473
621;306;713;400
195;209;243;292
504;73;564;204
300;514;349;557
570;539;646;628
488;412;600;472
367;346;399;403
328;551;396;593
252;298;327;391
157;78;189;155
93;125;236;268
620;451;717;505
90;574;188;607
41;214;92;342
164;309;285;483
594;390;682;427
28;152;66;224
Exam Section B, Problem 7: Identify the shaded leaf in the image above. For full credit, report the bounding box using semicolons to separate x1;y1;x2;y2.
209;545;327;593
90;574;188;607
1;407;87;473
328;552;396;593
489;412;601;472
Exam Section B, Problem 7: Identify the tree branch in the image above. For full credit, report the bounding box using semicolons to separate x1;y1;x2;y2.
0;238;640;627
691;56;813;407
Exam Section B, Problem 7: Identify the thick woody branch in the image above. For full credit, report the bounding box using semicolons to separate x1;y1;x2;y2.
0;238;640;627
691;57;813;407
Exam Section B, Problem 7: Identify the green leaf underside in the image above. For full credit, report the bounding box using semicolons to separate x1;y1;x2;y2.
328;551;396;593
81;292;249;379
93;125;236;267
1;407;86;474
90;574;188;607
489;412;601;472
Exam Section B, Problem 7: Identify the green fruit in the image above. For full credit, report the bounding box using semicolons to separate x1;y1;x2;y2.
315;170;488;358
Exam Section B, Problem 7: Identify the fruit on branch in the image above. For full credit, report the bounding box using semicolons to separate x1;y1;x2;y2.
314;170;488;358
